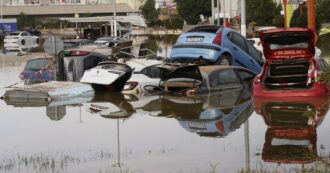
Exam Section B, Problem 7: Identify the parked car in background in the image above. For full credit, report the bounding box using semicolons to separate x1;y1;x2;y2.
94;36;124;47
4;31;40;48
170;25;264;74
63;39;93;49
252;28;330;97
158;64;256;95
19;57;52;84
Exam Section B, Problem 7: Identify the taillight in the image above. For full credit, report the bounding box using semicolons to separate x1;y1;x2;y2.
185;88;197;96
19;72;24;80
124;81;139;90
213;32;222;45
215;121;225;133
70;50;91;56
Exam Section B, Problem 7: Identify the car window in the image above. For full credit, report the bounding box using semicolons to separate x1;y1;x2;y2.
248;39;255;45
245;40;263;63
25;59;50;71
211;69;240;87
141;66;161;78
228;32;246;51
84;57;103;71
21;32;29;36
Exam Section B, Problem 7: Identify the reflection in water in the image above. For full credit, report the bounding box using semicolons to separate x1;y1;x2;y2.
158;88;254;138
254;97;329;164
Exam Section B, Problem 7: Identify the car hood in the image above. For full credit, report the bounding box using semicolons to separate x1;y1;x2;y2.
260;28;315;60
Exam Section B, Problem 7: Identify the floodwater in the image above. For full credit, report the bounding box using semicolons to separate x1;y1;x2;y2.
0;35;329;173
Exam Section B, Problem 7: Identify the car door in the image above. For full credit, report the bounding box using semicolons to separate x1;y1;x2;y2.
227;32;261;73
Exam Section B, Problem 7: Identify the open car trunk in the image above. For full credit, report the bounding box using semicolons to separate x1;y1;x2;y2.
263;59;313;90
260;28;315;59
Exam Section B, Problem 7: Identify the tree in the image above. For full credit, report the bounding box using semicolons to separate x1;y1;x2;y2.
175;0;211;25
17;12;35;30
140;0;159;27
246;0;281;26
316;0;330;23
290;4;321;33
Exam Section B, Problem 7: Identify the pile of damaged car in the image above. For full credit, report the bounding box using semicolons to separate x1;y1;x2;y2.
4;25;329;110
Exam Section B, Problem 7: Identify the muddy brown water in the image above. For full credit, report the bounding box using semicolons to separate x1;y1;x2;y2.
0;35;329;173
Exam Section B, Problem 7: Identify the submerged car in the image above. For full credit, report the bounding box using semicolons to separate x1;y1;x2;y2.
19;57;52;84
158;64;256;95
252;28;330;97
122;58;163;94
81;61;133;92
170;25;264;73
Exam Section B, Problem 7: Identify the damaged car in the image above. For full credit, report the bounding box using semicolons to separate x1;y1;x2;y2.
170;25;264;74
252;28;330;97
158;64;256;95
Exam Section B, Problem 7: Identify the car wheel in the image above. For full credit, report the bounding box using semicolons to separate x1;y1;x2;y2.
36;38;40;45
216;55;232;65
21;39;26;45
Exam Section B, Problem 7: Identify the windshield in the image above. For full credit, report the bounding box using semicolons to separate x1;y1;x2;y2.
25;59;51;71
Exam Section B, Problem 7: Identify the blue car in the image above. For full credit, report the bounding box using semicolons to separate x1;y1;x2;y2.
19;57;52;84
170;25;264;74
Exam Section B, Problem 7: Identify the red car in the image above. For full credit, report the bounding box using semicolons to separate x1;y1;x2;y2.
252;28;330;97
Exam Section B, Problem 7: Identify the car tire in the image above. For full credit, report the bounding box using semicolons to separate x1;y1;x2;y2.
21;39;25;45
216;55;232;65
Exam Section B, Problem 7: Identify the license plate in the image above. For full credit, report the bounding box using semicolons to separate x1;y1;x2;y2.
187;37;204;42
188;122;206;129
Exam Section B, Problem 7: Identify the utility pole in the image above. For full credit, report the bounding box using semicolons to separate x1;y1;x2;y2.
308;0;316;33
1;0;3;20
75;0;78;38
222;0;225;26
240;0;246;37
211;0;215;24
217;0;220;25
113;0;117;37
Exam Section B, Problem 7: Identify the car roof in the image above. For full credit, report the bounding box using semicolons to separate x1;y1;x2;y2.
186;25;222;33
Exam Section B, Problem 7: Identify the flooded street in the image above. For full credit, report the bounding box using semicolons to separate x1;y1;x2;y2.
0;35;329;173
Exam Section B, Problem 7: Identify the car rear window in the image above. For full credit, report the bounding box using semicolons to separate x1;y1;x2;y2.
25;59;51;71
187;26;220;33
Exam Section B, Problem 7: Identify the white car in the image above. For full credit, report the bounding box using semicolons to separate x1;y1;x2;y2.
122;58;163;94
4;31;40;48
247;38;265;61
